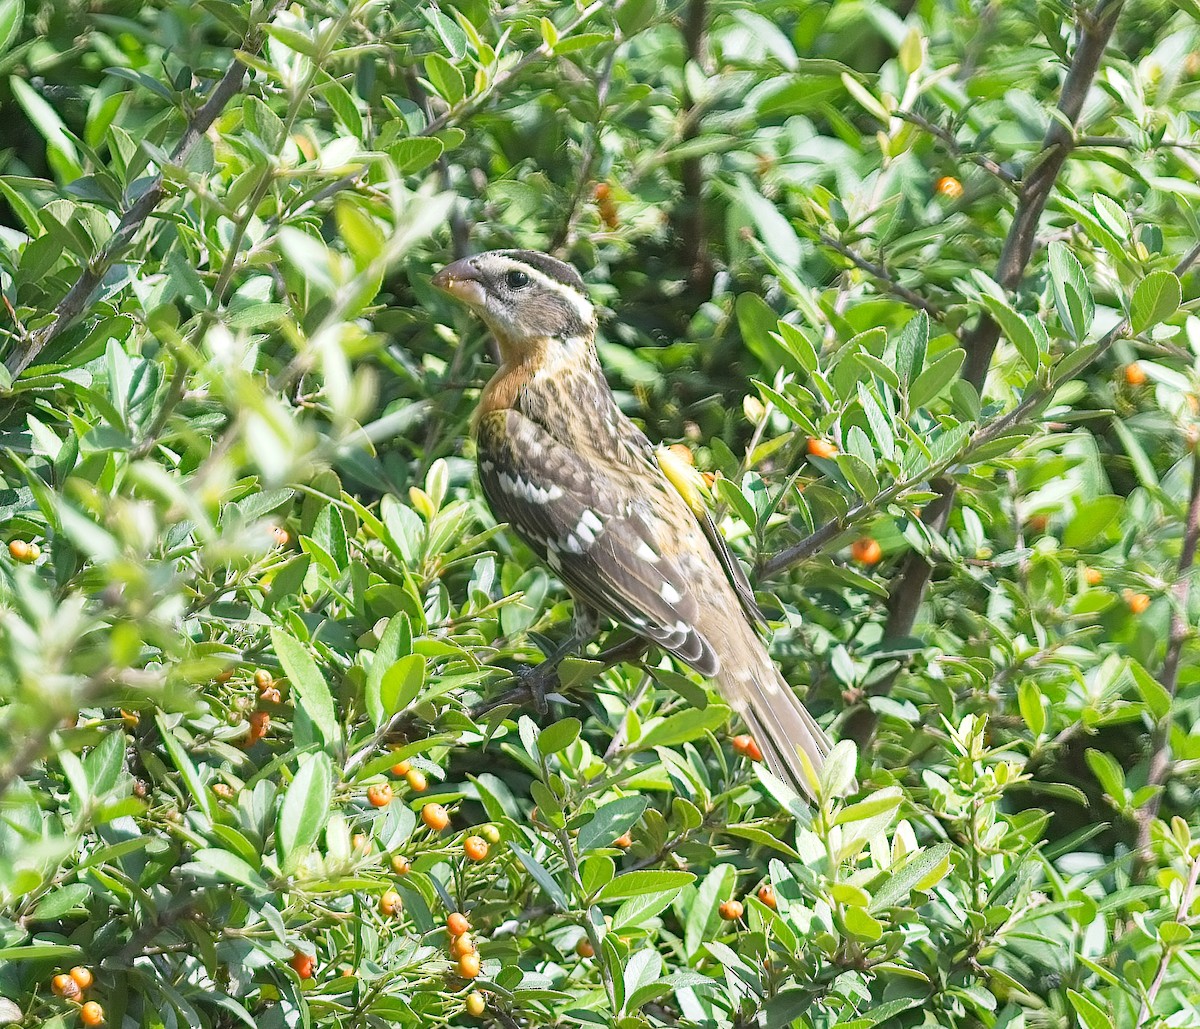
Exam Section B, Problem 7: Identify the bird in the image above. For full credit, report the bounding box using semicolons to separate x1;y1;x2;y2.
431;248;833;798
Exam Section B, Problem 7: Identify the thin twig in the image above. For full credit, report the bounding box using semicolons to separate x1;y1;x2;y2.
896;109;1018;189
549;42;619;253
816;231;944;317
1135;853;1200;1026
6;1;285;376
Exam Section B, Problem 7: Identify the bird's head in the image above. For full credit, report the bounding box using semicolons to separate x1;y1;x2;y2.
432;250;595;356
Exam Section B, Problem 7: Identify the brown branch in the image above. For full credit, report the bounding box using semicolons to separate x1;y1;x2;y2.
6;3;285;377
873;0;1126;717
961;0;1124;389
1134;446;1200;871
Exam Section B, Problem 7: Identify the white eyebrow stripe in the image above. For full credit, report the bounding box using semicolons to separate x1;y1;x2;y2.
504;261;595;325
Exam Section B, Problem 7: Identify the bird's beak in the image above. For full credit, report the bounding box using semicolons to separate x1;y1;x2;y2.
432;258;487;307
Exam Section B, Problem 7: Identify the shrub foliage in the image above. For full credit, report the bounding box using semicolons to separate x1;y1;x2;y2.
1;0;1200;1026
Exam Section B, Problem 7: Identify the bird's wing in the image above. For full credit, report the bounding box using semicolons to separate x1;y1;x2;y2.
476;408;721;675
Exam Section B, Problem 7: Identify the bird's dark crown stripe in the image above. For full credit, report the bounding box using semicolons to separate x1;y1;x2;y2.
492;250;586;293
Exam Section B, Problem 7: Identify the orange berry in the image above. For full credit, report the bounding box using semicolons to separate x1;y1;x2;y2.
1124;589;1151;614
422;803;450;831
447;912;471;937
80;1001;104;1027
457;951;482;978
8;540;38;563
935;175;964;200
1124;362;1147;386
1084;567;1102;586
367;783;392;808
806;437;838;460
405;768;428;792
52;973;81;999
850;538;882;565
352;832;369;851
290;951;315;979
667;443;695;466
757;885;777;910
1026;514;1049;533
463;835;489;862
732;734;764;762
69;967;94;990
465;992;487;1016
259;686;281;704
380;889;402;917
450;932;476;958
719;899;744;921
575;938;595;958
253;669;273;691
272;526;290;546
613;833;632;849
243;710;269;746
391;759;412;776
391;855;411;875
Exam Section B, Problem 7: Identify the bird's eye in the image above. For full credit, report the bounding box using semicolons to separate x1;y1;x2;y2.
504;269;530;289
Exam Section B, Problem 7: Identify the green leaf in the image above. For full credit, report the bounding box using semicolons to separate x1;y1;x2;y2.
893;311;928;388
1049;241;1094;340
508;842;570;910
597;870;695;902
909;347;965;408
869;843;954;911
1085;749;1126;800
271;628;339;744
979;293;1041;371
191;848;268;891
834;786;901;825
1064;496;1122;548
1018;681;1046;737
278;753;332;873
1067;989;1114;1029
538;717;582;755
0;944;83;961
638;705;729;749
612;888;681;930
388;136;444;174
156;714;213;823
379;654;426;719
1130;270;1181;334
366;614;412;727
842;905;883;941
10;75;82;180
578;796;648;853
424;53;465;105
0;0;23;57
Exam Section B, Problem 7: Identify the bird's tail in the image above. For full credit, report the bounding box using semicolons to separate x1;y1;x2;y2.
718;652;832;801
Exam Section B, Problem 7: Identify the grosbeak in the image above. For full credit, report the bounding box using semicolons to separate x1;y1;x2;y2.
432;249;832;797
